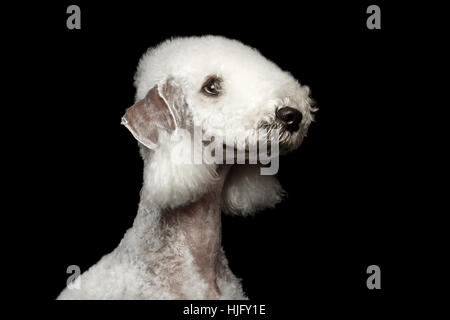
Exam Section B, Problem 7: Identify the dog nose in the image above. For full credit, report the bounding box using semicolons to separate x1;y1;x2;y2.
276;107;303;132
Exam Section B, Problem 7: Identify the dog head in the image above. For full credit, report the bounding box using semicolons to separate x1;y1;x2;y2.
122;36;316;213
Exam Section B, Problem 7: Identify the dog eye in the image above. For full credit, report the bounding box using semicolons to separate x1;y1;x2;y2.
202;77;222;96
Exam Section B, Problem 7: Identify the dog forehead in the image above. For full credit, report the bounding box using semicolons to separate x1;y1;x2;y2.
157;36;275;69
173;41;279;78
135;36;297;100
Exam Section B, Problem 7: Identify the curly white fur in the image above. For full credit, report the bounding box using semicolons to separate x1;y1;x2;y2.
57;35;315;300
133;35;314;215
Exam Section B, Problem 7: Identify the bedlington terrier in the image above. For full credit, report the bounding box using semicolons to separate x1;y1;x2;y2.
57;35;316;300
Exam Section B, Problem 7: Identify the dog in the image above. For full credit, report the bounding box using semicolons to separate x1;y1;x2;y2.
57;35;316;299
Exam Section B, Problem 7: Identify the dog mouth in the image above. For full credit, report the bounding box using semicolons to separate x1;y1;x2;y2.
200;120;307;163
222;143;279;160
256;120;306;154
220;134;299;160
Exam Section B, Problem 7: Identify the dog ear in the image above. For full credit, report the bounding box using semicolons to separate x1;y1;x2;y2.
121;80;188;149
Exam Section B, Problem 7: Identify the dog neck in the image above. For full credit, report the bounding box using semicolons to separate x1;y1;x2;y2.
125;165;231;298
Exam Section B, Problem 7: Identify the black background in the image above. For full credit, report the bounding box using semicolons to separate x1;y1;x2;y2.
7;0;441;316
